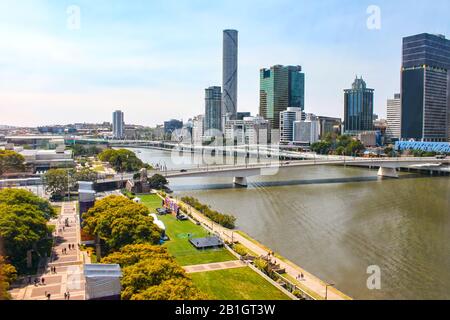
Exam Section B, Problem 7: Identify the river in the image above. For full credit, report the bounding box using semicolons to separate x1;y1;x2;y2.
132;147;450;300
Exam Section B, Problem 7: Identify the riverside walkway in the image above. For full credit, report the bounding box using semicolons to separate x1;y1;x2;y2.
176;198;351;300
10;202;86;300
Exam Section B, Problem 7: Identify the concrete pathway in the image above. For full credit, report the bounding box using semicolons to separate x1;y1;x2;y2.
10;202;86;300
184;260;245;274
178;199;351;300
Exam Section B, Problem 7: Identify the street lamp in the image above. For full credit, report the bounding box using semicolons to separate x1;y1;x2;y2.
325;283;335;300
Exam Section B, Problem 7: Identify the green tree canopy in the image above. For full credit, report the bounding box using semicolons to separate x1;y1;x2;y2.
147;174;168;189
130;278;207;300
82;196;162;253
42;169;71;199
98;149;148;172
0;150;25;176
0;189;54;272
100;244;172;267
0;256;17;300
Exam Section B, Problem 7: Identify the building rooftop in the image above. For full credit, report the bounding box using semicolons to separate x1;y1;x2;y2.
84;264;122;278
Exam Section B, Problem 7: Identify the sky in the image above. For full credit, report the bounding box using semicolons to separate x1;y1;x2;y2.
0;0;449;127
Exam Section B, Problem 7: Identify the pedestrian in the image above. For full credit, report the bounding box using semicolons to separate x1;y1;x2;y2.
64;292;67;300
67;291;70;300
47;293;51;300
34;278;38;286
301;273;304;280
41;277;45;285
28;276;32;285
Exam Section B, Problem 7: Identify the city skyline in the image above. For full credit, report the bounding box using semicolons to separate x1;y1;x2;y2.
1;0;450;127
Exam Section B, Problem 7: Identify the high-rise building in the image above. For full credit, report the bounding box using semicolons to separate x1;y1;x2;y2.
225;116;269;145
112;110;124;139
293;119;320;145
344;76;374;134
192;115;204;145
317;116;342;139
386;93;401;141
259;65;305;130
204;86;222;135
401;33;450;142
279;107;304;143
222;29;238;123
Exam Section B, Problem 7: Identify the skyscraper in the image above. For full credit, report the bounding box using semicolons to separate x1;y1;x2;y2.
344;76;374;134
205;86;222;135
259;65;305;130
386;93;401;141
222;29;238;123
401;33;450;142
112;110;124;139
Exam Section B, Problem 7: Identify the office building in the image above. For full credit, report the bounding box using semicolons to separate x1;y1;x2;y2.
280;107;304;143
317;116;342;139
236;112;251;120
222;29;238;122
112;110;125;139
192;115;204;145
163;119;183;135
225;116;269;145
386;93;401;141
401;33;450;142
260;65;305;130
205;86;222;135
344;77;374;134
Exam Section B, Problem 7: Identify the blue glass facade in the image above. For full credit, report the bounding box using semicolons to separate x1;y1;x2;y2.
344;77;374;134
401;33;450;142
395;141;450;153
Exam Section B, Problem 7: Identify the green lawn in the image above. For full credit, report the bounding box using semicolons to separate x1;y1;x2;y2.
190;267;291;300
140;194;236;266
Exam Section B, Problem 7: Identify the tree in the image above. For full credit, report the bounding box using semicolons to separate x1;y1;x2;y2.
82;196;162;254
131;278;207;300
147;174;168;189
42;169;72;199
120;258;192;300
0;150;25;176
0;189;54;272
0;256;17;300
98;149;148;172
311;141;332;155
100;244;172;267
345;140;365;156
74;167;97;182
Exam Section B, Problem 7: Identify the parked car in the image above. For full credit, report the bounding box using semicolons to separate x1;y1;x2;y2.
180;169;187;172
436;154;447;159
177;214;189;221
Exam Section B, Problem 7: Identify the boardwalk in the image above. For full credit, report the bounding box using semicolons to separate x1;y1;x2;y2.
10;202;86;300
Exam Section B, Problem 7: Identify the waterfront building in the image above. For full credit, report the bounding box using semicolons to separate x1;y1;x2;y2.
112;110;125;139
192;115;204;145
395;141;450;153
260;65;305;130
317;116;342;139
293;115;320;145
344;76;374;134
222;29;238;123
225;116;269;145
357;131;378;147
163;119;183;136
280;107;304;143
401;33;450;142
386;93;402;141
205;86;222;135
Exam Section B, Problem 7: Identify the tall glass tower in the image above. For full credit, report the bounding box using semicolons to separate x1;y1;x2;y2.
401;33;450;142
222;30;238;123
112;110;124;139
205;86;222;134
259;65;304;130
343;77;374;134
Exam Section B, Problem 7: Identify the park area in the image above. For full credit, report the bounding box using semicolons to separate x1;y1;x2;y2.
139;194;292;300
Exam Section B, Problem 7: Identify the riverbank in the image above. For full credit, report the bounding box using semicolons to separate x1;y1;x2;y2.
159;193;351;300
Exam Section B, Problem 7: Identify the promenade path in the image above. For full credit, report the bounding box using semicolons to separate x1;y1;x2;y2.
177;198;351;300
184;260;245;274
10;201;86;300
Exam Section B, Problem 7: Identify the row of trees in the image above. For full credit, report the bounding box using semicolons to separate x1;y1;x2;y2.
98;149;150;172
181;196;236;229
0;150;26;176
82;196;206;300
0;189;56;277
311;134;365;156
